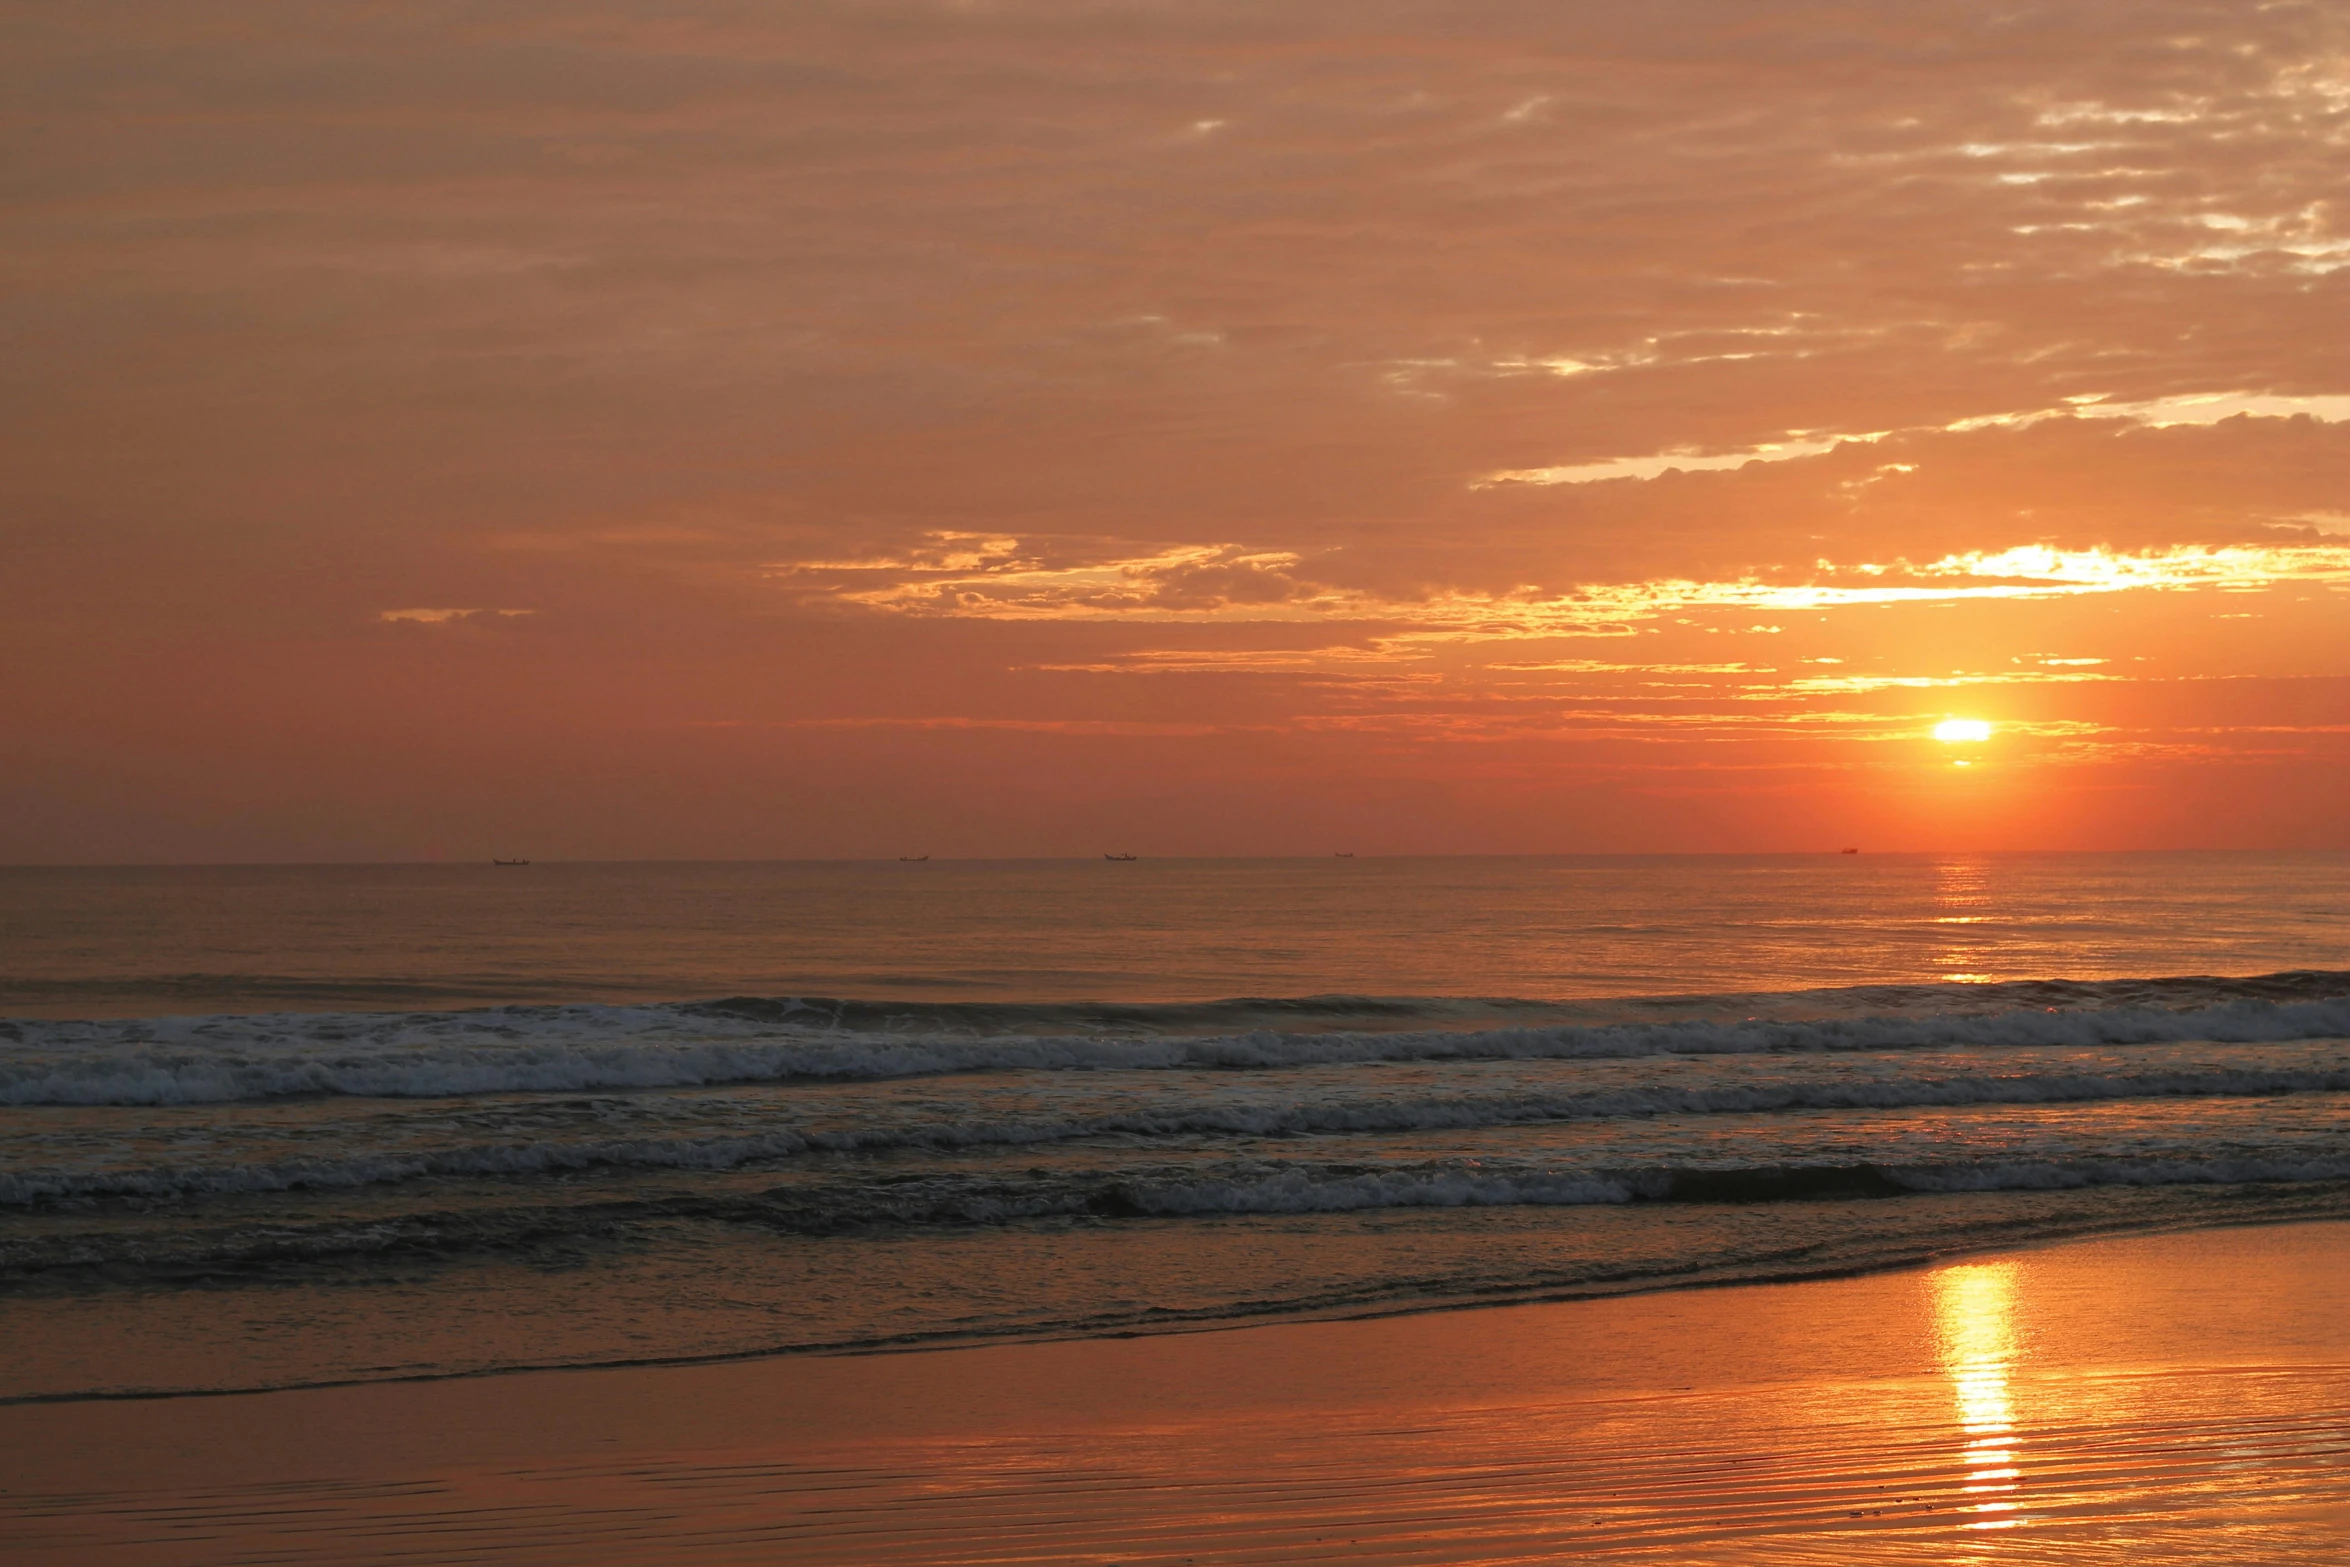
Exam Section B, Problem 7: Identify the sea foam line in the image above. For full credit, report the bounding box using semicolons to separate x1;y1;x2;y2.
5;1068;2348;1202
4;997;2349;1105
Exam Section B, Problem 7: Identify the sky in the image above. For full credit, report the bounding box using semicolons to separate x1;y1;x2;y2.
4;0;2347;861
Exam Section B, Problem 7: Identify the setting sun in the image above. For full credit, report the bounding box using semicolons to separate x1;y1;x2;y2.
1934;719;1995;744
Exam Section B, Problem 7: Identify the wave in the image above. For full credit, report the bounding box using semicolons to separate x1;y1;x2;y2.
8;1143;2349;1239
8;1066;2349;1203
11;967;2349;1034
6;990;2349;1106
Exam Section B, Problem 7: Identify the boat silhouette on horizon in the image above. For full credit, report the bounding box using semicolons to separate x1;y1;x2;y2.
1103;852;1138;861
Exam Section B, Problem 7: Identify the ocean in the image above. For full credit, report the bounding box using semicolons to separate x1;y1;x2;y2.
3;852;2346;1402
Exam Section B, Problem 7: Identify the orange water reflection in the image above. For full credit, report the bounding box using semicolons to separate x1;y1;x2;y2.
1936;1260;2026;1539
9;1227;2349;1564
1930;857;1999;982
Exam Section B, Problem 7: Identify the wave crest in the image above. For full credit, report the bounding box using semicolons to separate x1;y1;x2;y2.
5;990;2349;1106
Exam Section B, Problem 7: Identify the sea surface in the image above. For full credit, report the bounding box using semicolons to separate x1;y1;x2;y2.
3;852;2347;1401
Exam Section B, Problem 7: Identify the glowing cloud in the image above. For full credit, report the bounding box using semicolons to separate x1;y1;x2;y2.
1480;433;1883;487
774;540;2350;634
377;608;534;624
1488;394;2350;488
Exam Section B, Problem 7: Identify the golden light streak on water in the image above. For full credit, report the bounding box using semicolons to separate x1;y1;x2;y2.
1936;1260;2028;1542
1929;858;1998;983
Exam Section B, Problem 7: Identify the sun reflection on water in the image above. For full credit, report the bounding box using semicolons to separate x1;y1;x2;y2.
1935;1261;2027;1535
1930;858;1998;982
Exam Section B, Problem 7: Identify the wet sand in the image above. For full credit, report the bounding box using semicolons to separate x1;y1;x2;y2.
5;1219;2346;1564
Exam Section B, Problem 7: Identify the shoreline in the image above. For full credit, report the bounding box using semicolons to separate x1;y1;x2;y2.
7;1196;2348;1411
6;1217;2345;1563
10;1186;2350;1408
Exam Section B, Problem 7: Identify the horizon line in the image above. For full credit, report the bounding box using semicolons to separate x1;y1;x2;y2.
6;846;2344;871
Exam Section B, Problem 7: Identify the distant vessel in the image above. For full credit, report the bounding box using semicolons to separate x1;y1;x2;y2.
492;859;530;866
898;855;929;862
1333;852;1355;857
1840;847;1860;855
1104;853;1138;861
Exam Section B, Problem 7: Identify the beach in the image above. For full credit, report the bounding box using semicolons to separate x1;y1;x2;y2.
7;1219;2345;1563
5;857;2347;1559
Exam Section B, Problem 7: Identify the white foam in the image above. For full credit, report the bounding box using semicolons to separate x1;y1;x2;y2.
5;997;2348;1105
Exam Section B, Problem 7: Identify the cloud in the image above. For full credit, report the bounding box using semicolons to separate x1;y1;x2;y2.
772;538;1333;619
377;607;535;624
1482;433;1885;487
774;536;2350;636
1483;393;2350;488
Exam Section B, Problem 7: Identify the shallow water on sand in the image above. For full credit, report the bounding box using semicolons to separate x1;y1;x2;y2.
6;1223;2345;1565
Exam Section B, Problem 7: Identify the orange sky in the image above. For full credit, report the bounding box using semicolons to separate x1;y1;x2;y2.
4;1;2347;860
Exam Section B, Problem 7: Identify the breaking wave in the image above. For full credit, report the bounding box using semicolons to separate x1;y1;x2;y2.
7;1063;2349;1203
6;986;2349;1106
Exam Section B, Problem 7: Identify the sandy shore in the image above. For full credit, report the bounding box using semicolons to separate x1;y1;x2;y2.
5;1219;2346;1564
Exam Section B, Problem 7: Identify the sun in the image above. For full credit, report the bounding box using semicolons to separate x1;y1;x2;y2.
1933;718;1994;744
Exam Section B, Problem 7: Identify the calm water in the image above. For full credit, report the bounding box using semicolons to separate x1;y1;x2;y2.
5;852;2348;1015
2;852;2346;1401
